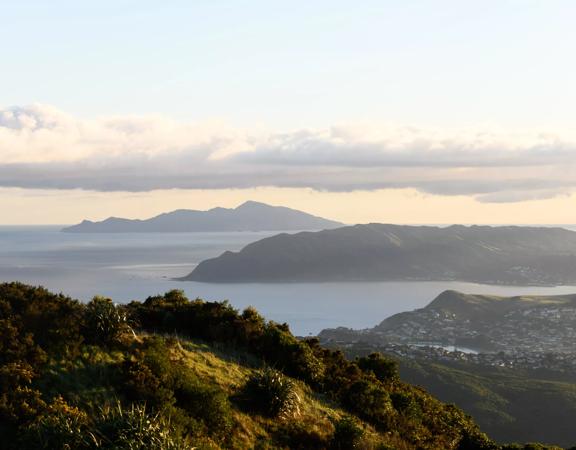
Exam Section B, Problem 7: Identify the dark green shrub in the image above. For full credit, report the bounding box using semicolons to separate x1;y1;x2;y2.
357;353;398;383
0;386;46;439
122;355;175;408
0;362;46;445
0;319;45;367
122;337;183;410
318;349;363;397
0;283;83;361
83;296;131;346
390;391;422;419
240;306;266;343
18;397;91;450
144;289;190;309
342;380;393;430
274;420;329;449
331;416;364;449
457;429;498;450
244;367;300;418
0;361;36;391
161;405;204;442
258;325;325;384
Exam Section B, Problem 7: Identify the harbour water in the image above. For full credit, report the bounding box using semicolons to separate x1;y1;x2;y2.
2;226;576;336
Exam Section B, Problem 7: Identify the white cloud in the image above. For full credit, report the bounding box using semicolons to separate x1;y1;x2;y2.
1;104;576;202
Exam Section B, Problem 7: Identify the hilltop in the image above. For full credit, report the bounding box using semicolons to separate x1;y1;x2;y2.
371;290;576;353
0;281;519;450
62;201;343;233
377;289;576;328
186;224;576;285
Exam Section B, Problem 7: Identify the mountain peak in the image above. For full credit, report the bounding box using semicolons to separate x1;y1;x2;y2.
236;200;270;209
427;290;474;309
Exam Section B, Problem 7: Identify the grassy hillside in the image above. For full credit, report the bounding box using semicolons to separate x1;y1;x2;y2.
0;282;563;449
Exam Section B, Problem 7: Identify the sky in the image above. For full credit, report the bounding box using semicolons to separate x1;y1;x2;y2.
2;0;576;225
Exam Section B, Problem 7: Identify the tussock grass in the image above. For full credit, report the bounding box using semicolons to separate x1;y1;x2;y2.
172;336;385;449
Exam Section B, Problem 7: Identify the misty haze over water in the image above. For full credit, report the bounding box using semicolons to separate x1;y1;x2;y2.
3;225;576;336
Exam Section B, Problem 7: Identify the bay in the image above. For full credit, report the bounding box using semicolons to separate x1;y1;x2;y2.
2;225;576;336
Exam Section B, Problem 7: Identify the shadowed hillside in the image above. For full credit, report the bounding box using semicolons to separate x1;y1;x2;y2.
186;224;576;285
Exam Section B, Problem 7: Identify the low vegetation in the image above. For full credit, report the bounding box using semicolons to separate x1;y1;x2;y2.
399;358;576;448
0;282;569;449
243;367;300;418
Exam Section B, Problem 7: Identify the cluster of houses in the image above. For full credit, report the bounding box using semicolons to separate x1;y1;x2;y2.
319;302;576;371
376;343;576;372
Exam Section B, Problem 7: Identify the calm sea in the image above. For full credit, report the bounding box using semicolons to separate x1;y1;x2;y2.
2;225;576;336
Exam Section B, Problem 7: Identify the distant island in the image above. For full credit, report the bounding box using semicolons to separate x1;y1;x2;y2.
62;201;343;233
185;224;576;285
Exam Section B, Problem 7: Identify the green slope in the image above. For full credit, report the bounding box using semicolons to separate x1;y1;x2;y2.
0;282;508;450
399;359;576;448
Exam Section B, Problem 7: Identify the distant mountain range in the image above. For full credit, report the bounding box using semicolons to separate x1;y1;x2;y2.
62;201;343;233
185;224;576;285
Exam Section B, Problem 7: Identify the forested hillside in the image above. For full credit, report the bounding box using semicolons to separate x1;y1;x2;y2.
399;359;576;447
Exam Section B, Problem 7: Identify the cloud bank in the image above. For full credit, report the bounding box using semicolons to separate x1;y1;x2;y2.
1;104;575;203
